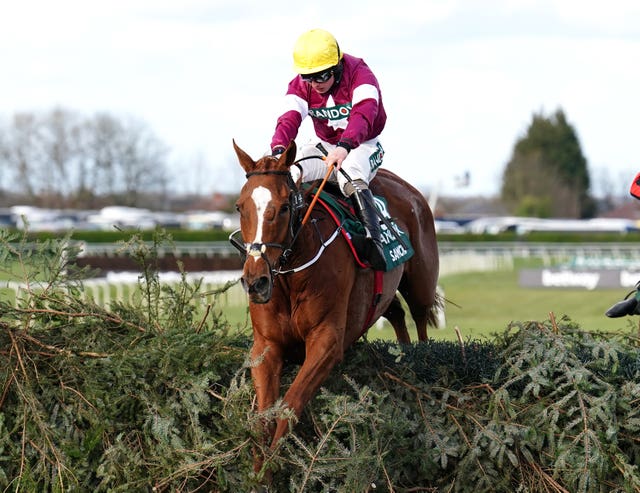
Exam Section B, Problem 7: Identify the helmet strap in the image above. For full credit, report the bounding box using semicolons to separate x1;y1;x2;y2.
331;61;344;88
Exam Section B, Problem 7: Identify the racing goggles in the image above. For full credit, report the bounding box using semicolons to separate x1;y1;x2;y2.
301;69;334;83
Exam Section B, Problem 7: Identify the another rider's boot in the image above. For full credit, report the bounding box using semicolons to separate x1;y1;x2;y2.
350;188;387;271
605;287;640;318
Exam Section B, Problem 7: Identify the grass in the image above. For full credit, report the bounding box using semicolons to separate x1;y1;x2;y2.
440;268;638;334
364;266;640;342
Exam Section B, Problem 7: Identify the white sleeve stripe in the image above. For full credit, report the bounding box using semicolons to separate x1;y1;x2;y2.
282;94;309;118
352;84;379;106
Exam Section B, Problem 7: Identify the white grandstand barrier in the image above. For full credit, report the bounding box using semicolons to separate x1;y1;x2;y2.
3;271;246;309
439;252;515;275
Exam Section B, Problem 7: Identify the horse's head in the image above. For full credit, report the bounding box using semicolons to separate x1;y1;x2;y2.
233;140;302;303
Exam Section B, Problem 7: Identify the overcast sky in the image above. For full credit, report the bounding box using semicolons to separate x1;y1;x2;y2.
1;0;639;198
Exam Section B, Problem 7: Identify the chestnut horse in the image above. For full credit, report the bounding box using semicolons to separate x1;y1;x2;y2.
232;140;440;468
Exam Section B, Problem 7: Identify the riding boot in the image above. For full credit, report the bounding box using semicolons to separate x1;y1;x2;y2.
605;289;640;318
350;188;387;271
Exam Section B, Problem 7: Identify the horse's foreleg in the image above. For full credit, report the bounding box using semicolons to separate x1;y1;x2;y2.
271;329;342;448
250;337;283;471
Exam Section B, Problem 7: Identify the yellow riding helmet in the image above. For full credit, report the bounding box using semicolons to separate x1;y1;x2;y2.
292;29;343;74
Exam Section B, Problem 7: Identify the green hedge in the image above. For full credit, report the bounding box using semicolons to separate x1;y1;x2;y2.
24;228;233;243
438;230;640;243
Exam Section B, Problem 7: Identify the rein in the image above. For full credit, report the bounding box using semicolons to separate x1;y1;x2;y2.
274;224;342;275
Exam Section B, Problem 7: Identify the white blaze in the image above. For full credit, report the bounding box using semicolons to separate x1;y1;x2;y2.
250;186;271;261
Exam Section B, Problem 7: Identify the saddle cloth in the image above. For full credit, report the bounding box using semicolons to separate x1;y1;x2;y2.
306;184;414;272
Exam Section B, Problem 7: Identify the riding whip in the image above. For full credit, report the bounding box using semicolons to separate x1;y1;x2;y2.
301;158;334;226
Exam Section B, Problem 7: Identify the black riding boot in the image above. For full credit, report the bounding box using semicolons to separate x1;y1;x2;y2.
605;289;640;318
350;188;386;271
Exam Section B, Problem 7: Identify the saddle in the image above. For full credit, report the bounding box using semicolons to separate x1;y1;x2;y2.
304;182;414;272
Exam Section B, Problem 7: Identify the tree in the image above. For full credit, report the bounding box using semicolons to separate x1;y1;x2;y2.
82;113;169;207
115;117;169;207
41;108;83;203
0;108;170;209
501;109;595;218
3;112;42;200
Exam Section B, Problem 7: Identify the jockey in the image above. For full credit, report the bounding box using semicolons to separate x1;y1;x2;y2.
606;172;640;317
270;28;387;271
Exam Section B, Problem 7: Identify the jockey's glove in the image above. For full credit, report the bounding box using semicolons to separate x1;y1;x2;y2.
271;146;285;156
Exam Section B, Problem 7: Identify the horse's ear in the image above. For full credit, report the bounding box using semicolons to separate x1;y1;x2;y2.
281;140;297;168
232;139;255;173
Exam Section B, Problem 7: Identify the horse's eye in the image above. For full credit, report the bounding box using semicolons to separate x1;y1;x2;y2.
279;204;290;216
235;204;241;213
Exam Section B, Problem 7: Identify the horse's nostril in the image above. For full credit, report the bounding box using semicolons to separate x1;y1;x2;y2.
244;275;272;303
253;276;270;294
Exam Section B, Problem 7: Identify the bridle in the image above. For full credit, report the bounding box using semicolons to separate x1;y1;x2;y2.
229;156;341;278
